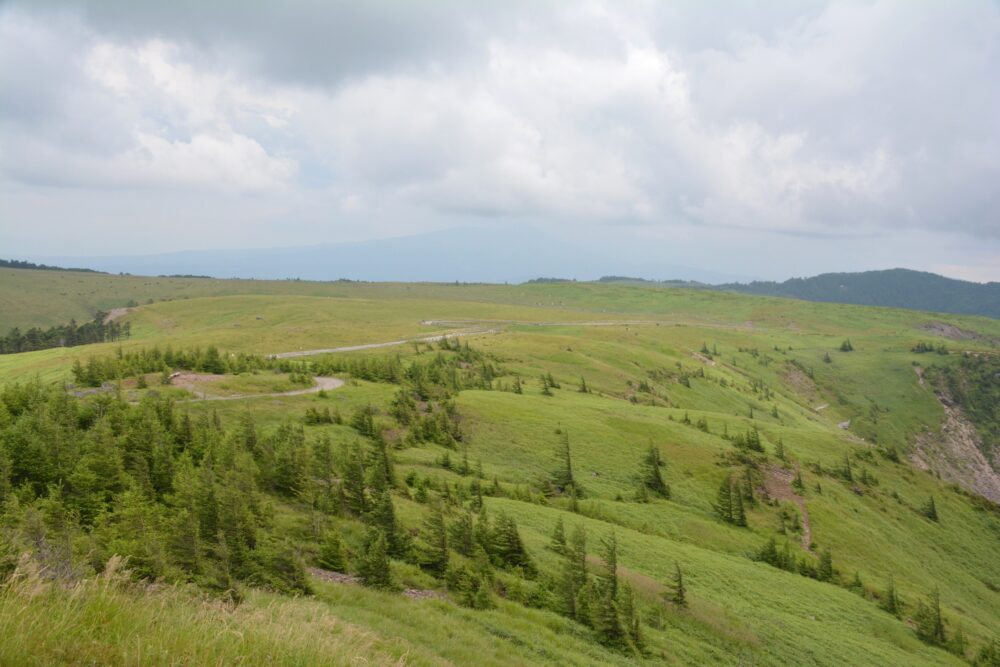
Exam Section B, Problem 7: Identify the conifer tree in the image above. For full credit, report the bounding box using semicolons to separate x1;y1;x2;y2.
558;524;589;620
671;561;687;607
540;375;553;396
817;549;834;582
513;375;523;394
915;586;947;646
550;516;567;554
593;532;625;647
358;528;393;590
620;581;643;652
449;512;475;557
640;444;670;498
420;502;449;576
733;487;747;526
551;431;577;496
922;496;939;522
491;513;533;573
318;529;347;572
369;489;409;558
579;377;589;393
881;575;900;617
342;442;367;515
775;438;786;462
714;475;734;524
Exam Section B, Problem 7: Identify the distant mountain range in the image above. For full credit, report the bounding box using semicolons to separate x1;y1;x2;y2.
33;227;748;285
19;237;1000;319
716;269;1000;319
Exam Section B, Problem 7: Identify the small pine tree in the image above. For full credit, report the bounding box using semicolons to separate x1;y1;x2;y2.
733;488;747;527
714;475;734;524
915;586;947;646
551;431;577;496
670;561;687;607
420;502;449;576
775;438;786;461
792;468;805;493
560;524;589;620
513;375;523;394
922;496;939;522
550;516;567;554
318;530;347;572
640;444;670;499
881;575;900;617
540;375;553;396
593;533;626;647
579;377;589;393
817;549;834;582
358;528;393;590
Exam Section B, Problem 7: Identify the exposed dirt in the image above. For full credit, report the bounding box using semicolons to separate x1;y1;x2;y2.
103;307;131;324
308;568;359;585
911;392;1000;505
921;321;987;342
307;568;446;600
781;363;822;407
763;465;813;553
691;352;717;366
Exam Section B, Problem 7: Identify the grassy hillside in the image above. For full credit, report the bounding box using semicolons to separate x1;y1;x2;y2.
1;270;999;666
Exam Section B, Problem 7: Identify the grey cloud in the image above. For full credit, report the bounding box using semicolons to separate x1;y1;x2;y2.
1;0;999;279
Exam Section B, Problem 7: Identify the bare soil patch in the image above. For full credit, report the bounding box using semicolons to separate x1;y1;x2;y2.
911;391;1000;505
103;307;131;324
922;321;985;342
763;465;813;553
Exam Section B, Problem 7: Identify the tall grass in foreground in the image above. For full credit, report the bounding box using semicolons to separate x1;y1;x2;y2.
0;555;404;666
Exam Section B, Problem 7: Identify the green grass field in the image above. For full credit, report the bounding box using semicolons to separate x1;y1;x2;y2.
1;267;998;666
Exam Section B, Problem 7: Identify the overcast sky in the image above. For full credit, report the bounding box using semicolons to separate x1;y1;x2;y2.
1;0;999;282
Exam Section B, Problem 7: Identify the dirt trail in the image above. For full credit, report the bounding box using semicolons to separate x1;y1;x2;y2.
103;307;131;324
763;465;813;553
171;374;343;402
272;329;500;359
273;319;681;360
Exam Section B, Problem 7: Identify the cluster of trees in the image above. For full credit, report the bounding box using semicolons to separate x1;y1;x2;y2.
0;257;101;273
69;346;270;387
0;383;311;595
1;313;130;355
547;522;687;654
911;342;950;355
312;338;502;394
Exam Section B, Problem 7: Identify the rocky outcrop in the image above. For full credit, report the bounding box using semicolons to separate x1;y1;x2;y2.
911;392;1000;505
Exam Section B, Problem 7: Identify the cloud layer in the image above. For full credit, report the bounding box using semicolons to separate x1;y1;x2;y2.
1;1;999;280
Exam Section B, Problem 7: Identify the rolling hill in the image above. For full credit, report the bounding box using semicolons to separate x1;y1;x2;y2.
719;269;1000;319
1;269;999;666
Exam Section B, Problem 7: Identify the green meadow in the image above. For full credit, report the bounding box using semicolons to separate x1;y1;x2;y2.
1;267;998;665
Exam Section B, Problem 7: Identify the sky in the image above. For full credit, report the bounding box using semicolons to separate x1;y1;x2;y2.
1;0;999;282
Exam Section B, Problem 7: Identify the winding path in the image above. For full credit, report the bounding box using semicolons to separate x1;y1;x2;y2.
180;375;344;402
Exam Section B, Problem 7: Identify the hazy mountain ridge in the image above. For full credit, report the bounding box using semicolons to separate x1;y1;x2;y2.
717;269;1000;319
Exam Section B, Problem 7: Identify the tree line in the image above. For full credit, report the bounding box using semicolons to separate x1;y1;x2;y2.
2;313;130;355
